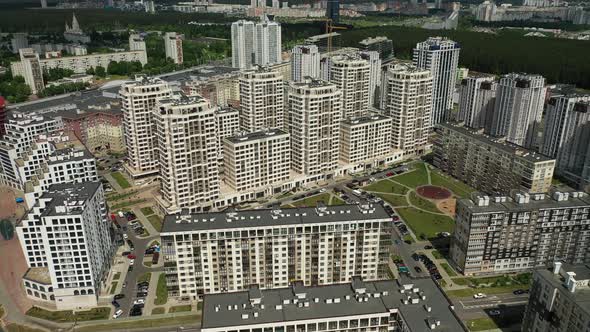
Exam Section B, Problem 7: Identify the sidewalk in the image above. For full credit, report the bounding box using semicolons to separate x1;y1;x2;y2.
422;250;467;291
133;207;160;238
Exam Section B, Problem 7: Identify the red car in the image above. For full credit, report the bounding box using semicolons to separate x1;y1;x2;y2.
127;254;136;259
386;172;394;177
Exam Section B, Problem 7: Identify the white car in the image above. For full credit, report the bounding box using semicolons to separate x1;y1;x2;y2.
129;259;135;266
489;310;501;316
123;234;128;240
133;299;145;305
473;293;487;299
112;309;123;319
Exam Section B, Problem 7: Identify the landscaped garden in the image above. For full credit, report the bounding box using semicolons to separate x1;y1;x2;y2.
283;192;345;208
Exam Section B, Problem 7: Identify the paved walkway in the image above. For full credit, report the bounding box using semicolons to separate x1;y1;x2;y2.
133;207;160;237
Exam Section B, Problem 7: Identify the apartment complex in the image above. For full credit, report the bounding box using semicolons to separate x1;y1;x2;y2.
359;36;394;59
434;123;555;195
381;63;433;157
160;204;391;300
413;37;460;125
120;76;172;178
231;19;281;69
291;44;320;82
450;191;590;276
60;108;125;155
129;33;147;52
339;114;393;164
457;75;497;131
541;94;590;189
214;107;240;161
238;67;284;132
153;93;220;214
522;263;590;332
286;79;342;176
490;73;546;149
223;130;290;192
164;32;184;64
322;54;370;119
231;20;255;69
200;277;465;332
13;48;45;94
359;50;381;107
17;182;113;309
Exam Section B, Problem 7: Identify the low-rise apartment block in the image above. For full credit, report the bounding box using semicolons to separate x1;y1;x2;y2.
222;129;290;192
160;204;391;300
339;114;393;164
200;277;465;332
450;191;590;276
522;262;590;332
434;123;555;195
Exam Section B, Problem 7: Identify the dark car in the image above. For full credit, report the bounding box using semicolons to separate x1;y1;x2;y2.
424;245;434;250
145;248;155;255
137;281;149;287
122;251;131;256
114;294;125;300
128;265;134;272
111;300;120;308
129;309;142;317
414;266;423;273
411;253;419;261
513;289;528;295
137;292;148;298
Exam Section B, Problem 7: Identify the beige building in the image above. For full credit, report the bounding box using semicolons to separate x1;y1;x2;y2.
153;93;220;214
339;114;393;164
223;129;290;192
286;79;342;176
214;107;240;162
434;122;555;195
239;67;284;132
164;32;183;64
120;76;172;178
11;48;45;94
381;63;433;157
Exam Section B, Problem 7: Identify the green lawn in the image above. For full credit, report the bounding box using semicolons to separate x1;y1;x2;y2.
26;307;110;322
140;207;155;216
430;170;475;199
396;207;454;239
376;193;409;207
466;318;499;331
151;307;166;315
169;305;192;313
403;234;415;243
112;272;121;281
363;179;409;195
441;262;457;277
154;273;168;305
5;323;45;332
76;314;200;332
446;284;526;298
106;190;138;202
392;163;429;188
111;199;147;210
431;250;444;259
408;191;441;213
111;172;131;189
138;272;151;284
290;193;341;207
148;215;163;232
330;195;345;205
109;281;118;294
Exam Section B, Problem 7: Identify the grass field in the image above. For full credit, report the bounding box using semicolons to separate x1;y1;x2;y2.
154;273;168;305
408;191;441;213
140;207;155;216
138;272;151;284
430;170;475;199
446;284;525;298
26;307;110;322
111;172;131;189
110;281;118;294
392;163;429;188
396;208;454;239
169;305;192;313
466;318;499;331
75;314;200;332
151;307;166;315
376;193;409;207
363;179;409;194
113;272;121;281
289;193;344;208
148;215;163;232
440;262;457;277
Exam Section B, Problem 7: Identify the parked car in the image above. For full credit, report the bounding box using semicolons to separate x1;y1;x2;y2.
128;266;133;272
513;289;528;295
114;294;125;300
122;282;127;289
136;292;148;298
489;310;501;316
113;309;123;319
122;251;131;256
111;300;120;308
411;253;419;261
137;281;149;287
424;245;433;250
473;293;487;299
145;248;155;255
123;234;128;240
414;266;422;273
127;254;136;259
133;299;145;305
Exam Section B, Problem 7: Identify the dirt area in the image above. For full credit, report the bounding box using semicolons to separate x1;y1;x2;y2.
0;237;33;315
0;187;18;220
416;185;452;200
437;198;457;217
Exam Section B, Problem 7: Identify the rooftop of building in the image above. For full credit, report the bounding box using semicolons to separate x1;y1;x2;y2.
460;191;590;213
158;91;208;108
437;122;554;163
342;114;391;125
161;203;389;233
536;263;590;315
39;182;100;217
215;106;239;115
201;277;465;331
225;129;289;144
359;36;391;45
47;147;94;165
23;267;52;285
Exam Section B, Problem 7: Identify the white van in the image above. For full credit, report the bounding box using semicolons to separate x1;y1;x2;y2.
113;309;123;319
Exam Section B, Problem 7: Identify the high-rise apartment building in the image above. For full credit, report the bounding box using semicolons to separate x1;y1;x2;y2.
326;0;340;22
541;94;590;189
381;63;433;156
450;192;590;276
153;93;220;214
129;33;146;51
238;67;284;132
490;73;546;148
522;263;590;332
223;129;290;192
214;107;240;161
17;182;113;309
160;203;391;300
359;50;381;107
434;123;555;195
339;114;393;164
286;79;342;175
13;48;45;94
200;277;465;332
291;45;320;82
457;75;497;130
120;76;171;178
164;32;183;64
413;37;460;125
322;54;370;119
11;33;28;54
231;19;281;69
359;36;394;59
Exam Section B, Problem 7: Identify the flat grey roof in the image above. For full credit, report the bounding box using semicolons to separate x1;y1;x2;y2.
161;204;390;233
535;264;590;315
460;192;590;214
342;114;390;125
201;277;465;331
225;129;288;144
40;182;100;217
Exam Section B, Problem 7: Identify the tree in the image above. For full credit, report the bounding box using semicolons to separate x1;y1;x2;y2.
0;219;14;240
95;66;106;78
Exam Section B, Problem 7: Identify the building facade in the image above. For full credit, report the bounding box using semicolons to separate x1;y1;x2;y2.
359;36;394;59
359;51;381;107
238;67;284;132
61;109;125;155
457;75;497;131
231;19;281;69
450;192;590;276
164;32;184;64
17;182;113;310
223;129;290;192
434;123;555;195
339;114;393;164
231;20;256;69
215;107;240;161
412;37;460;125
160;204;391;300
120;76;172;178
291;45;320;82
490;73;546;149
381;63;433;157
286;79;342;176
153;93;220;214
13;48;45;94
322;54;370;119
